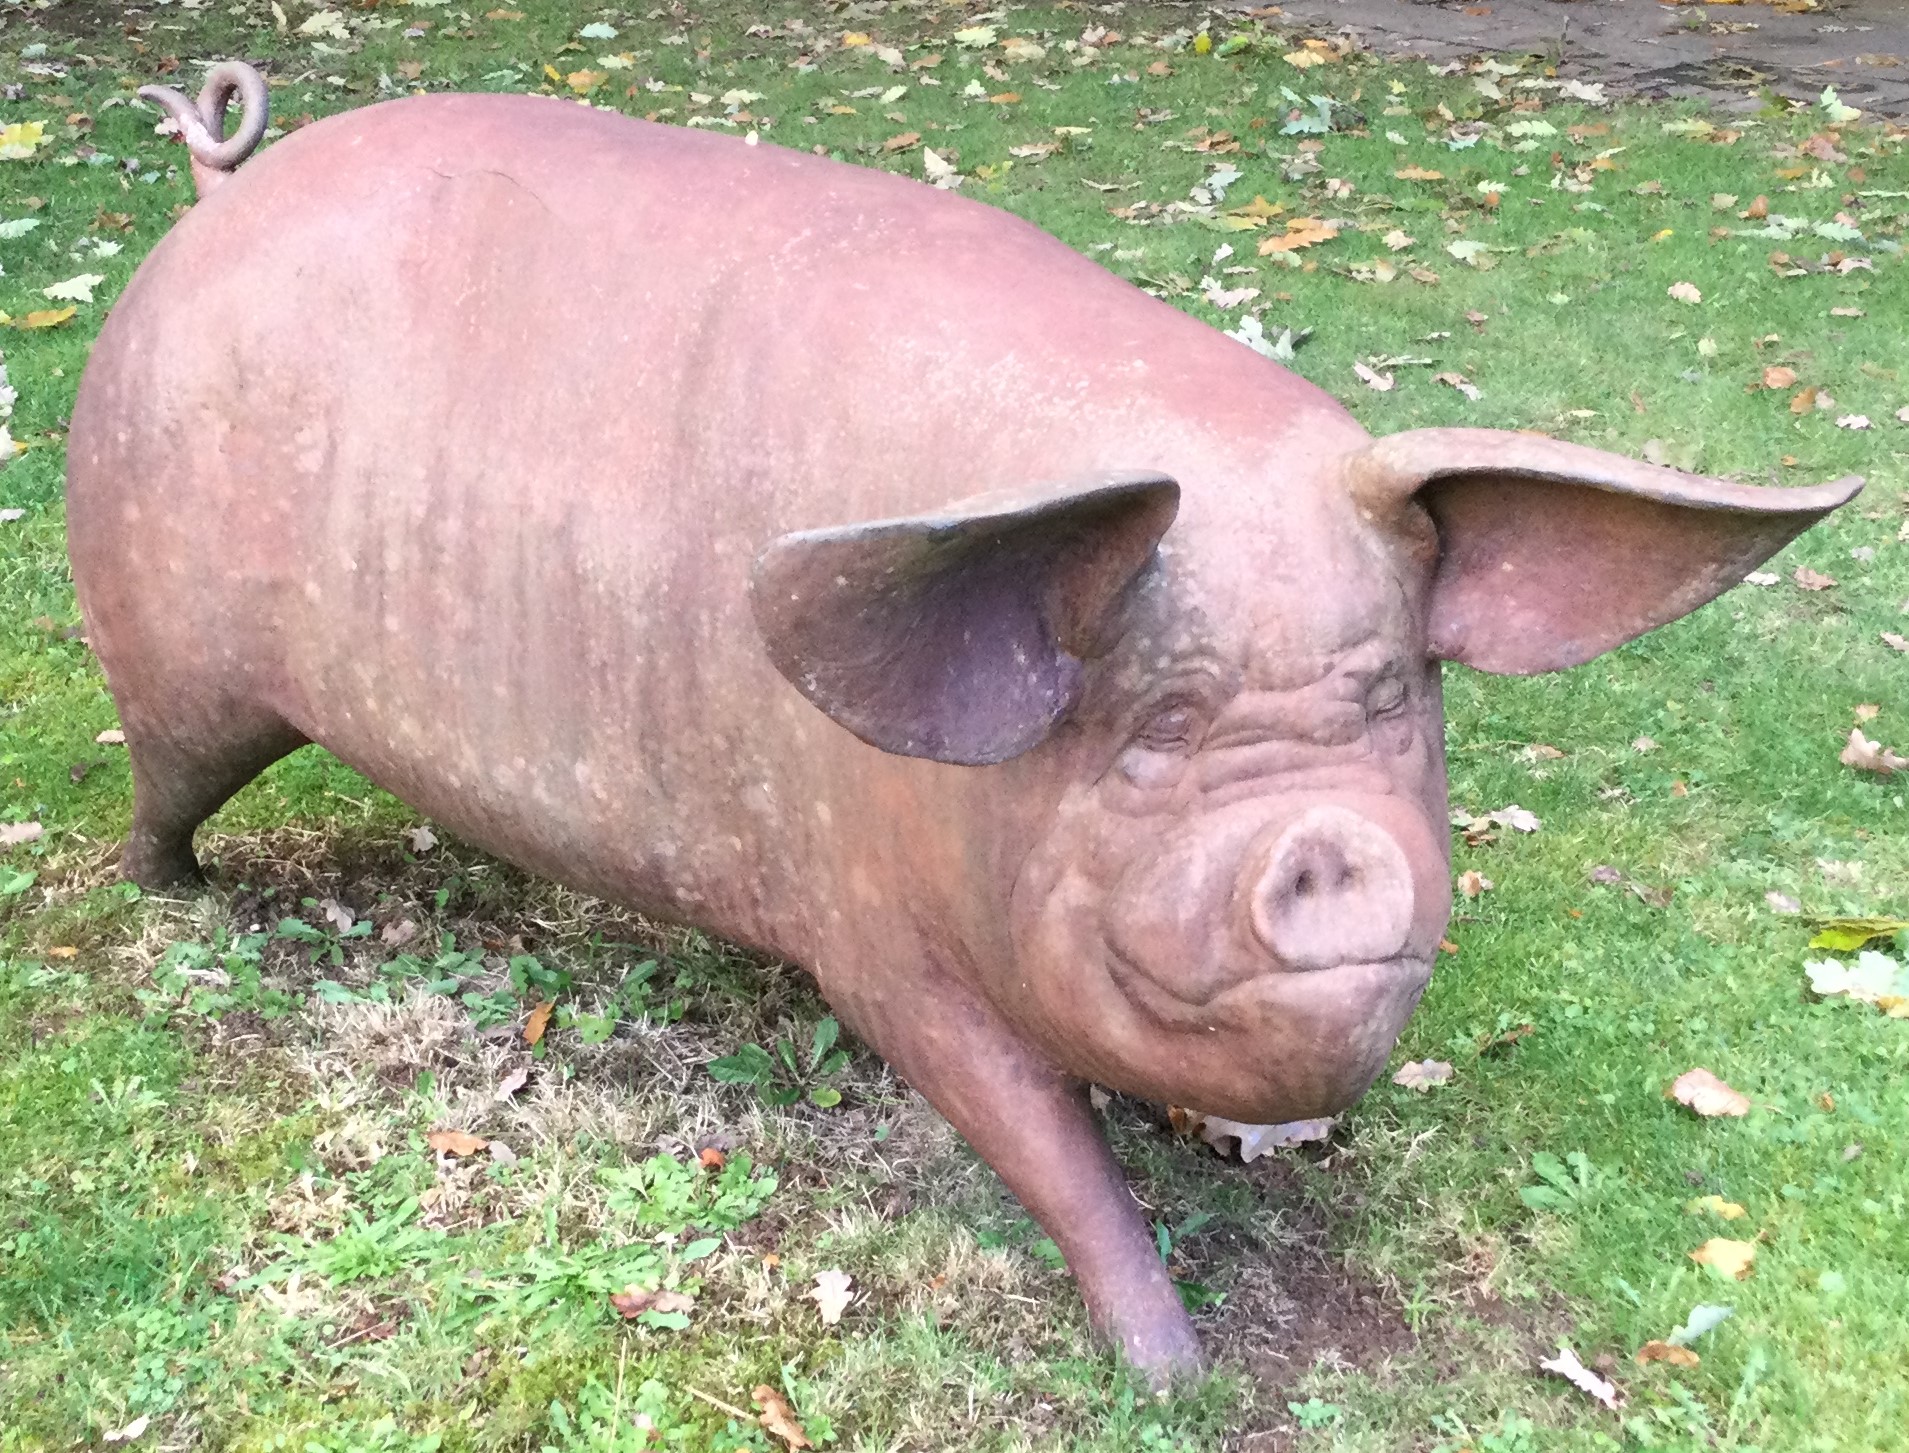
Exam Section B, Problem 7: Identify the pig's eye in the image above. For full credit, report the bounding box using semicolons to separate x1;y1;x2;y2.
1366;675;1408;719
1133;702;1201;753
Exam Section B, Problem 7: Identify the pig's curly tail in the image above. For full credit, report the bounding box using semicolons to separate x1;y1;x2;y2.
139;61;269;198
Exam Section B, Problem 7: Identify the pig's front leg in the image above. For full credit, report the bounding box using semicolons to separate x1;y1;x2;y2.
831;960;1203;1380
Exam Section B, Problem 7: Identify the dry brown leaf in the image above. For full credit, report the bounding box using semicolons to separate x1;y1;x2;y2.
753;1386;813;1450
1789;385;1818;415
1792;566;1836;591
494;1065;530;1101
1689;1237;1757;1279
95;728;126;745
609;1285;696;1319
1457;869;1493;898
809;1269;853;1325
1392;1059;1453;1092
427;1129;489;1157
882;131;921;152
1882;632;1909;653
1668;281;1702;305
1636;1340;1700;1368
523;1000;555;1045
1840;728;1909;775
1761;365;1797;390
1668;1068;1750;1118
0;822;44;847
47;945;78;959
1259;217;1338;254
698;1146;728;1170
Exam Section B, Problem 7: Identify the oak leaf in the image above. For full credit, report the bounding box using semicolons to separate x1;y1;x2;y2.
809;1269;853;1325
1258;217;1337;254
1392;1059;1453;1092
754;1386;813;1450
1540;1345;1623;1409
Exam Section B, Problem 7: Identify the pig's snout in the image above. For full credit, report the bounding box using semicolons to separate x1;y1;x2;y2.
1246;806;1414;971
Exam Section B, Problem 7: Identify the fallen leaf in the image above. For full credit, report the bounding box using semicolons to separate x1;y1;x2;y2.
1667;281;1702;305
1883;633;1909;653
0;822;44;847
427;1129;489;1157
1793;566;1836;591
1259;217;1338;254
495;1064;530;1100
1182;1111;1333;1160
406;824;438;853
1636;1340;1700;1368
1835;414;1871;430
95;728;125;745
609;1284;695;1319
488;1139;518;1166
1669;1068;1750;1118
1830;306;1864;318
1456;869;1493;898
882;131;921;152
20;307;76;330
699;1145;728;1170
1394;165;1444;181
1762;366;1797;390
1686;1194;1747;1220
754;1386;813;1450
1667;1302;1734;1345
1839;728;1908;775
566;70;608;94
0;121;47;161
102;1415;150;1445
1689;1238;1756;1280
319;898;355;933
809;1269;854;1325
1353;361;1394;392
1806;916;1909;951
1435;370;1481;401
1540;1345;1624;1410
523;1000;555;1045
1805;951;1909;1014
380;917;419;947
43;273;105;304
1744;571;1779;586
46;945;77;958
1789;386;1818;415
1392;1059;1453;1091
1382;228;1416;251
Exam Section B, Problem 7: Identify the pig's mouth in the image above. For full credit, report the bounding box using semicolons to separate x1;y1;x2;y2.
1104;942;1432;1031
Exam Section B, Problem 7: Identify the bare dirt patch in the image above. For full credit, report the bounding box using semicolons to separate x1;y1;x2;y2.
1254;0;1909;116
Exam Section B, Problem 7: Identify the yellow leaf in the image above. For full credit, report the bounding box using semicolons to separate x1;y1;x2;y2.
841;31;871;46
1193;32;1212;54
825;104;857;115
0;121;46;161
20;307;76;330
1689;1237;1757;1280
566;70;607;94
523;999;555;1045
1394;165;1444;181
1686;1194;1748;1220
1283;49;1326;68
988;91;1021;104
1228;194;1285;219
543;63;561;81
1258;217;1338;254
1652;228;1674;241
47;946;78;959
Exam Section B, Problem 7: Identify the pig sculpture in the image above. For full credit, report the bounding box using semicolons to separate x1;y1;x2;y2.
72;66;1859;1375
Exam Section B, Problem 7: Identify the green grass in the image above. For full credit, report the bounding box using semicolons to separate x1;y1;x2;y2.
2;1;1907;1449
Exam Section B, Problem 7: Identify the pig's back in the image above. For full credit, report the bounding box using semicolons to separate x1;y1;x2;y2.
68;95;1357;948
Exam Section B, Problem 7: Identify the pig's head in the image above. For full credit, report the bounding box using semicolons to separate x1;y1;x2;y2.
754;429;1858;1123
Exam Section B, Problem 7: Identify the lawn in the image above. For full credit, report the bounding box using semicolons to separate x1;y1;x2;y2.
1;1;1906;1450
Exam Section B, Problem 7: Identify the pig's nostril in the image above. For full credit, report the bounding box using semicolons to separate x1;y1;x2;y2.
1248;806;1415;971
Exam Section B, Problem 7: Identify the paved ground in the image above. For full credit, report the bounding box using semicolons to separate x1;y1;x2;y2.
1250;0;1909;117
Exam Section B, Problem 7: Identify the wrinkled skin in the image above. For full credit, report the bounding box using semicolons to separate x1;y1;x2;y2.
68;90;1859;1379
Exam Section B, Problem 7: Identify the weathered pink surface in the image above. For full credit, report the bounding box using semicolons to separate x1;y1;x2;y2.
68;86;1858;1376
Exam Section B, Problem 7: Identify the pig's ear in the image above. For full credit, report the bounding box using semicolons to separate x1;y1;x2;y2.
1348;427;1862;675
751;474;1179;764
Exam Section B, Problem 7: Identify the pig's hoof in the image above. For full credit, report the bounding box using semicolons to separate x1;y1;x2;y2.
119;838;207;892
1118;1315;1208;1388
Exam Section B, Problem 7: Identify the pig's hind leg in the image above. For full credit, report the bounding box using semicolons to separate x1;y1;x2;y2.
120;704;308;889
